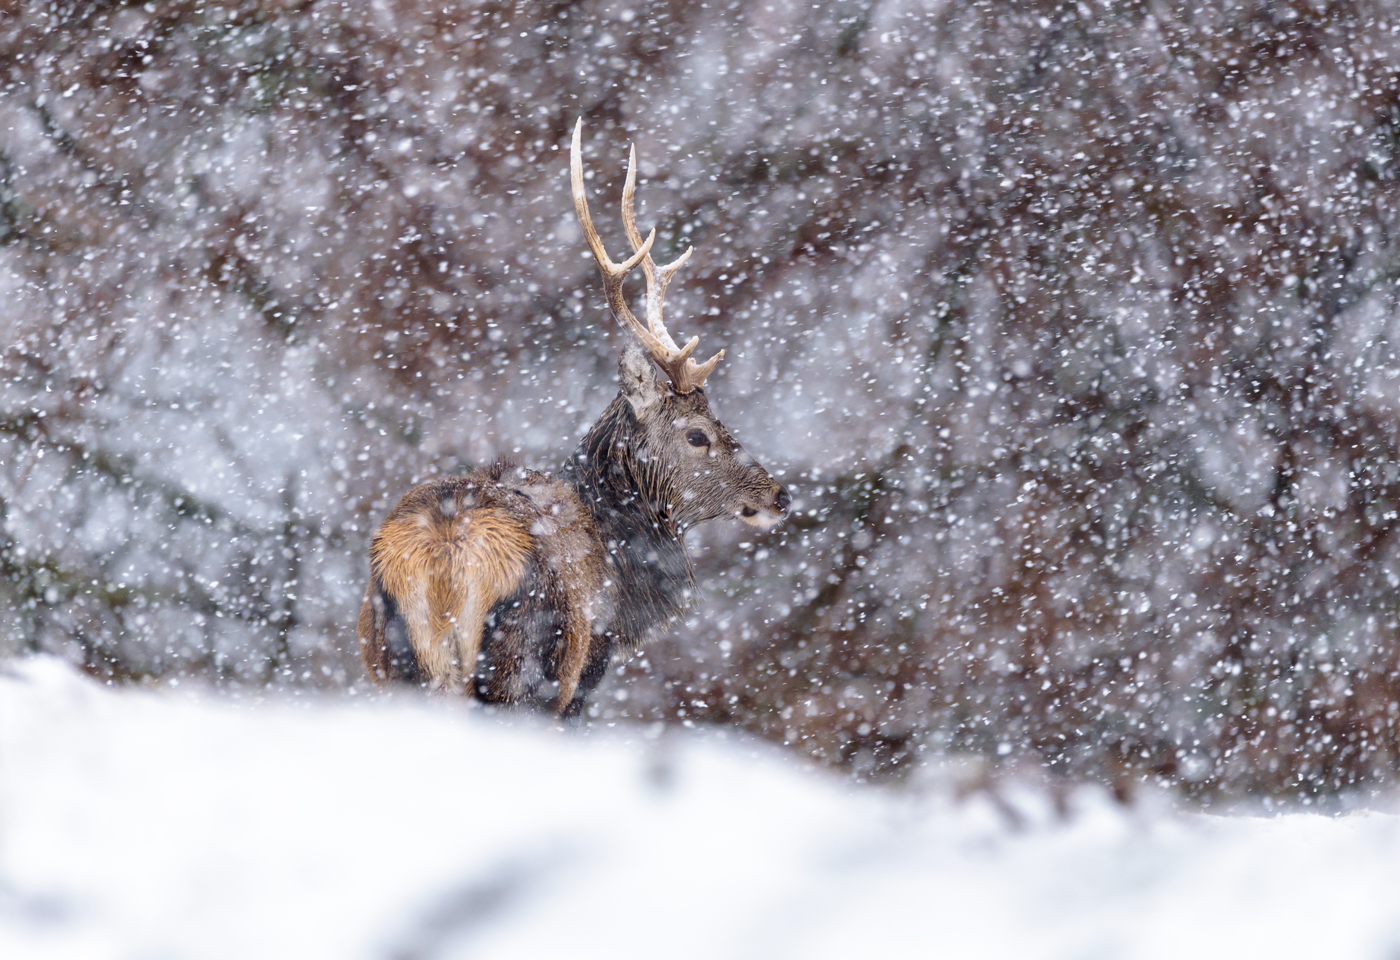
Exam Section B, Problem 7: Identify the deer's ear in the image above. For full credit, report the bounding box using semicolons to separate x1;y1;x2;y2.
619;342;665;413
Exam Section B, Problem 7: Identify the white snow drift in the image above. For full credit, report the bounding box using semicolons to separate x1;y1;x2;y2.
1;656;1398;960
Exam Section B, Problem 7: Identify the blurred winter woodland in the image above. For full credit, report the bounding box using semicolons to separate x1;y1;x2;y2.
2;0;1400;801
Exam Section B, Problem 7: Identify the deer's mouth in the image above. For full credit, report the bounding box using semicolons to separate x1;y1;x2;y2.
738;504;784;529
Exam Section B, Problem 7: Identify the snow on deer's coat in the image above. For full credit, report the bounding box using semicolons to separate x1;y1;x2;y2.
358;121;790;717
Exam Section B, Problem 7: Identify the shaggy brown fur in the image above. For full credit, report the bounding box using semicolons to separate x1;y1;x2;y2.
359;467;608;711
358;125;788;716
356;366;788;716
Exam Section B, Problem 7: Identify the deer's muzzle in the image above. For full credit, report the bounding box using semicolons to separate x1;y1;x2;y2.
739;484;790;529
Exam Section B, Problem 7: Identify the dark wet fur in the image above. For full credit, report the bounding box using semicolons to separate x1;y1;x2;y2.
358;361;786;717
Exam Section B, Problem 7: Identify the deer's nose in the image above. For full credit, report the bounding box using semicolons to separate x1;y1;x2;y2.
774;486;791;514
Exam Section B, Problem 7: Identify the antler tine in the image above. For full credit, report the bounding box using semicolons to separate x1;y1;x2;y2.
572;118;723;394
617;141;722;393
620;147;695;353
682;347;724;393
571;119;664;356
619;148;657;291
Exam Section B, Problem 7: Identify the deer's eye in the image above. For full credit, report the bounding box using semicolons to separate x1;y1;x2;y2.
686;428;711;448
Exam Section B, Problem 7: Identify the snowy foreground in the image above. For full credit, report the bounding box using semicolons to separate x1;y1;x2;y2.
2;658;1399;960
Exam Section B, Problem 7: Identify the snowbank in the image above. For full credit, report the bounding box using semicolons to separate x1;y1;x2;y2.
1;657;1397;960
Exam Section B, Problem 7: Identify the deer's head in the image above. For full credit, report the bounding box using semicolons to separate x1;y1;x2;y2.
571;121;789;531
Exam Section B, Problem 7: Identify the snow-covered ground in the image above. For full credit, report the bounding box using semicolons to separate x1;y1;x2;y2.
2;657;1398;960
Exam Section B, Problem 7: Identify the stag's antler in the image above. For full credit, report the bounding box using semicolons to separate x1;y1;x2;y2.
570;119;723;394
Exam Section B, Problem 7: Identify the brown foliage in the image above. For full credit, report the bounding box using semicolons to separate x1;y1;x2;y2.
3;0;1400;800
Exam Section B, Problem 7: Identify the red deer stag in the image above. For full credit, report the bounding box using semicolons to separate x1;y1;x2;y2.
357;120;790;717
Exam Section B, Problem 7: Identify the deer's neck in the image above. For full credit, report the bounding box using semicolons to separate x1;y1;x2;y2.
560;395;693;647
